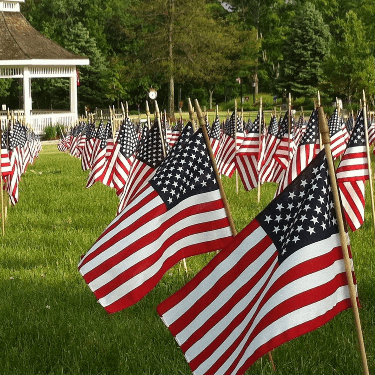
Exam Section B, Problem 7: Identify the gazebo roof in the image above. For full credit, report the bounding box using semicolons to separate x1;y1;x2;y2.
0;11;89;66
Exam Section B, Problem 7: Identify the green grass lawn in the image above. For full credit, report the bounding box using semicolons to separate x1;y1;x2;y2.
0;144;374;374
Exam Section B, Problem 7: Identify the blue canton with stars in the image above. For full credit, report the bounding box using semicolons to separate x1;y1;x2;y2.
347;110;365;148
257;150;338;264
149;129;218;210
210;117;221;139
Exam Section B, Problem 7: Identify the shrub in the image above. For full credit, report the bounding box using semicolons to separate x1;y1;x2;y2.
56;125;65;138
44;125;57;140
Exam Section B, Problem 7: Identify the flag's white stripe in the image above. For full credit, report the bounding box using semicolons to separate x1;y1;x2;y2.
188;234;343;362
162;225;269;325
99;225;231;308
338;156;367;167
337;168;368;180
81;189;224;276
88;193;227;292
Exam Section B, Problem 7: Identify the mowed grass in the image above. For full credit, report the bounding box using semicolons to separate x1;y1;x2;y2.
0;144;374;375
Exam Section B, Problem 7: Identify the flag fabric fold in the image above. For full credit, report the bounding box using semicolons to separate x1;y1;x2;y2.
158;150;353;375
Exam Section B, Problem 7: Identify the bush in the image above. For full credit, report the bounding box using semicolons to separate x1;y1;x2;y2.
56;125;65;138
43;125;57;140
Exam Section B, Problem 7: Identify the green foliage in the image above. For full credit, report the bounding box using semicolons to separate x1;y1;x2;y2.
43;126;57;140
0;79;13;98
15;0;375;114
277;2;330;97
322;10;375;103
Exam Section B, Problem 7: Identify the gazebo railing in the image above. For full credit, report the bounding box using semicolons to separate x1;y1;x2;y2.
0;110;77;134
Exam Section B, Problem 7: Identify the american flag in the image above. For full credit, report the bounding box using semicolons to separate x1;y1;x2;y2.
244;117;253;133
166;125;181;148
81;122;96;171
6;122;24;205
86;122;113;188
117;120;169;213
78;128;233;313
273;111;296;170
158;150;353;375
328;109;346;160
294;113;307;146
89;121;106;168
346;114;354;135
69;123;85;158
235;114;261;191
336;110;368;231
104;117;140;193
1;130;12;178
276;109;320;196
368;121;375;146
216;112;243;177
259;115;286;184
209;116;221;158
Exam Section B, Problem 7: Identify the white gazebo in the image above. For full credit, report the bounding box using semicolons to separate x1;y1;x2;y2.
0;0;90;133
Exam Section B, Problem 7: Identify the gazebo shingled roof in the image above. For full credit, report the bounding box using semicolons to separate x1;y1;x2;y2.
0;12;88;62
0;1;89;133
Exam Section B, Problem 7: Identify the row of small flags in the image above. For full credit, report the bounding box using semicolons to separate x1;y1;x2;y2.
56;103;372;374
0;121;42;206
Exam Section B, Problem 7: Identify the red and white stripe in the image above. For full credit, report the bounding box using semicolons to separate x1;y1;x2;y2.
276;143;320;196
216;134;237;177
158;223;351;375
81;138;95;171
86;145;107;188
79;186;232;313
117;160;156;213
1;148;12;177
337;145;368;231
235;131;260;191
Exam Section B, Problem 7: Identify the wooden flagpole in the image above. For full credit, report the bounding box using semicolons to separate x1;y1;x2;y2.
195;99;236;236
362;91;375;240
154;101;167;159
319;106;369;375
287;93;292;165
187;98;196;132
257;97;263;203
145;101;151;130
195;98;276;371
234;100;239;195
156;100;187;273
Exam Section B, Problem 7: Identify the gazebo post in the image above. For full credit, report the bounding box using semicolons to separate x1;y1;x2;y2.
70;69;78;120
22;66;32;125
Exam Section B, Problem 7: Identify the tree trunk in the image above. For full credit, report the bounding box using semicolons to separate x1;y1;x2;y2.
209;88;214;110
168;0;175;121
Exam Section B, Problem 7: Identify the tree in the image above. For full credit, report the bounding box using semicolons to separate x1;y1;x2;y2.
322;10;375;103
276;2;330;98
132;0;253;118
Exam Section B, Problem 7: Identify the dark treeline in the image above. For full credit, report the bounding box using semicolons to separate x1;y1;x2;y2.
1;0;374;114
